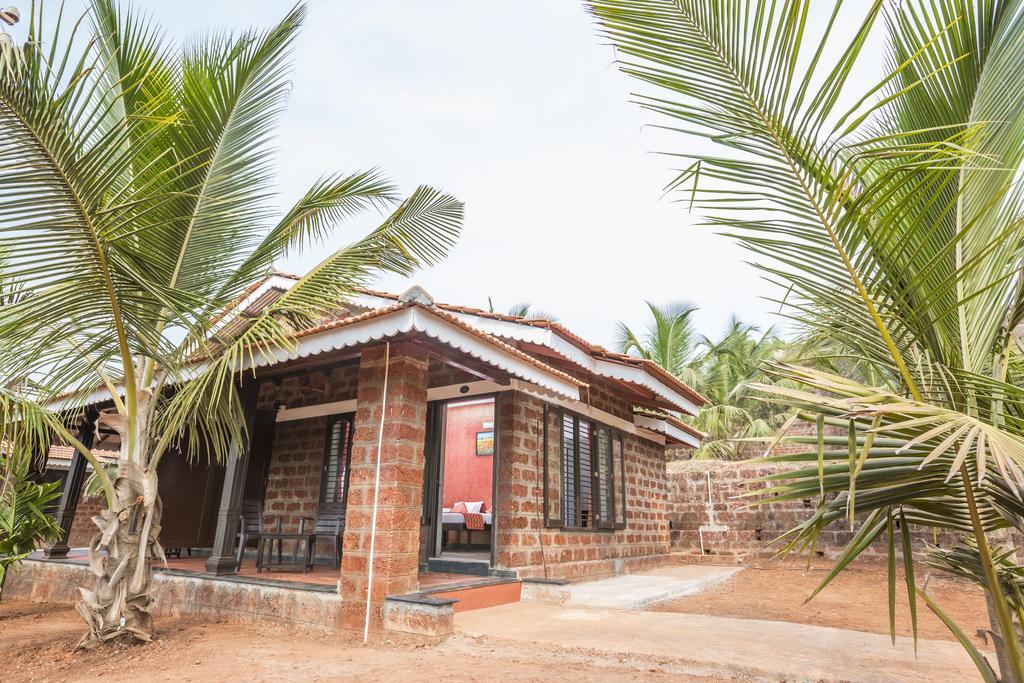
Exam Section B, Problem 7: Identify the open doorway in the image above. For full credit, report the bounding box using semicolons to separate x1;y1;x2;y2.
424;396;496;569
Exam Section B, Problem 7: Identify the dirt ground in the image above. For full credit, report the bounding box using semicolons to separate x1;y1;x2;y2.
1;560;991;682
653;559;991;645
0;599;727;683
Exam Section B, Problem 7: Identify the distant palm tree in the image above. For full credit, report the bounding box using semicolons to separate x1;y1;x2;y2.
616;302;699;381
617;305;788;458
693;318;790;458
487;297;557;321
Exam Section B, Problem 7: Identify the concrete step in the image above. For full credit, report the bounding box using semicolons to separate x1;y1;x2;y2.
422;577;522;613
426;556;490;576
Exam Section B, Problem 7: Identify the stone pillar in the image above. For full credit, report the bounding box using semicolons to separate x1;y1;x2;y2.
43;413;98;559
339;342;428;632
204;380;260;575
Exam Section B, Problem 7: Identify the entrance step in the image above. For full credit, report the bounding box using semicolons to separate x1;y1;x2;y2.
426;556;490;576
421;576;522;613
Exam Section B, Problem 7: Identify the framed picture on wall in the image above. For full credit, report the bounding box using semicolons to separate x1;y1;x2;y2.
475;430;494;456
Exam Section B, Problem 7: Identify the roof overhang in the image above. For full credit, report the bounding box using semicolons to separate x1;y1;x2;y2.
633;413;702;448
423;308;701;415
240;305;583;400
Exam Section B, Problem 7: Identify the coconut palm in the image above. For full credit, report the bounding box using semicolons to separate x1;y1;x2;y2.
617;301;700;382
588;0;1024;678
692;318;791;458
487;296;558;321
618;306;789;458
0;1;462;646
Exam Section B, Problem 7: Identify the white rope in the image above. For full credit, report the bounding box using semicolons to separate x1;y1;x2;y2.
363;341;390;642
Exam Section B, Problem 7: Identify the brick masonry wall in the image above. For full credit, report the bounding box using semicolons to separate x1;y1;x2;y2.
256;364;361;555
67;488;104;546
668;459;960;560
257;363;360;412
263;417;327;534
494;391;672;580
340;343;429;631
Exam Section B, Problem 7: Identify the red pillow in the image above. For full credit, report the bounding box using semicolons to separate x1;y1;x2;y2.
452;501;468;513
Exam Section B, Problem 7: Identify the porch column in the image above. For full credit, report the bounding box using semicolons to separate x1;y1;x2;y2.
204;380;260;575
43;412;97;559
340;342;428;632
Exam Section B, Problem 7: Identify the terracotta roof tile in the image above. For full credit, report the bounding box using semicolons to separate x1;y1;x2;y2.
358;289;706;407
47;445;119;465
292;301;586;388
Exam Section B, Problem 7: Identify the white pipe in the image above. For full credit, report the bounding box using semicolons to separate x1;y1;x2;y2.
363;341;390;642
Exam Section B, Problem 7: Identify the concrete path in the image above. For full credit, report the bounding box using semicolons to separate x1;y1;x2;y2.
457;602;986;682
557;564;741;610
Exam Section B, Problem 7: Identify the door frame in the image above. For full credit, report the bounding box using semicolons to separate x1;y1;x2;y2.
423;394;499;562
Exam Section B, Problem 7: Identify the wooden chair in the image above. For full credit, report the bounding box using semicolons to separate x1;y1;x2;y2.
311;509;345;569
235;501;280;571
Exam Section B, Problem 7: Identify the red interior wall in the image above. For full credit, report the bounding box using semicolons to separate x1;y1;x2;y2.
442;399;494;510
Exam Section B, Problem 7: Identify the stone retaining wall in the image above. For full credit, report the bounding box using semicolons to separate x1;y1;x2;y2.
5;559;344;632
668;459;960;560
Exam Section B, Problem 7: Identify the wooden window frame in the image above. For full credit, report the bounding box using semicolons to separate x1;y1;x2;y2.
317;413;355;511
543;404;625;532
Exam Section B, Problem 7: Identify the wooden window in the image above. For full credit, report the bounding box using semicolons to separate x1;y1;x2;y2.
612;430;626;529
543;405;564;527
319;414;354;511
544;405;625;531
561;412;577;525
594;426;613;529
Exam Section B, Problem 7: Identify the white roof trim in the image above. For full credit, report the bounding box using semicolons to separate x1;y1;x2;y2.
345;294;702;416
634;413;701;448
510;379;666;446
436;311;700;415
242;306;581;400
50;306;582;412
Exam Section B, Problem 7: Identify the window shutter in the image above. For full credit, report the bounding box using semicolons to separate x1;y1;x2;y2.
578;419;593;529
543;405;564;527
595;426;614;529
320;414;354;512
613;432;626;529
562;412;577;526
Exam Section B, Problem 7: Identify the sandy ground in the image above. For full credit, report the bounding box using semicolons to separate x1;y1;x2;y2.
0;600;725;682
653;559;991;645
0;561;992;682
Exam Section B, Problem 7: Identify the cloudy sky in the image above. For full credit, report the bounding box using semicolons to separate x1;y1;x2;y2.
8;1;884;348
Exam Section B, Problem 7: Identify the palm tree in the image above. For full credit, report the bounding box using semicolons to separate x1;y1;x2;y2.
588;0;1024;678
617;306;788;458
487;296;558;321
617;301;700;381
692;318;790;458
0;1;462;645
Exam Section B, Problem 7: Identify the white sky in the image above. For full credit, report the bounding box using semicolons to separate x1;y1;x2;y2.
8;1;885;349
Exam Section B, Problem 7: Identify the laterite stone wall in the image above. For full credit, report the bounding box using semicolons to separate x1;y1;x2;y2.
494;391;673;580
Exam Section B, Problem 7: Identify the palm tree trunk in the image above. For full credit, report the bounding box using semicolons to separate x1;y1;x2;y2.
984;591;1020;683
962;464;1024;682
75;461;163;647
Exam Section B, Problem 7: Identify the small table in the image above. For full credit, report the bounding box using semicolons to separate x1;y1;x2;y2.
255;532;316;573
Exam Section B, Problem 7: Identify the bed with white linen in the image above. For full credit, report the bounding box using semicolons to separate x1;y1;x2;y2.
441;511;493;526
441;503;491;549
